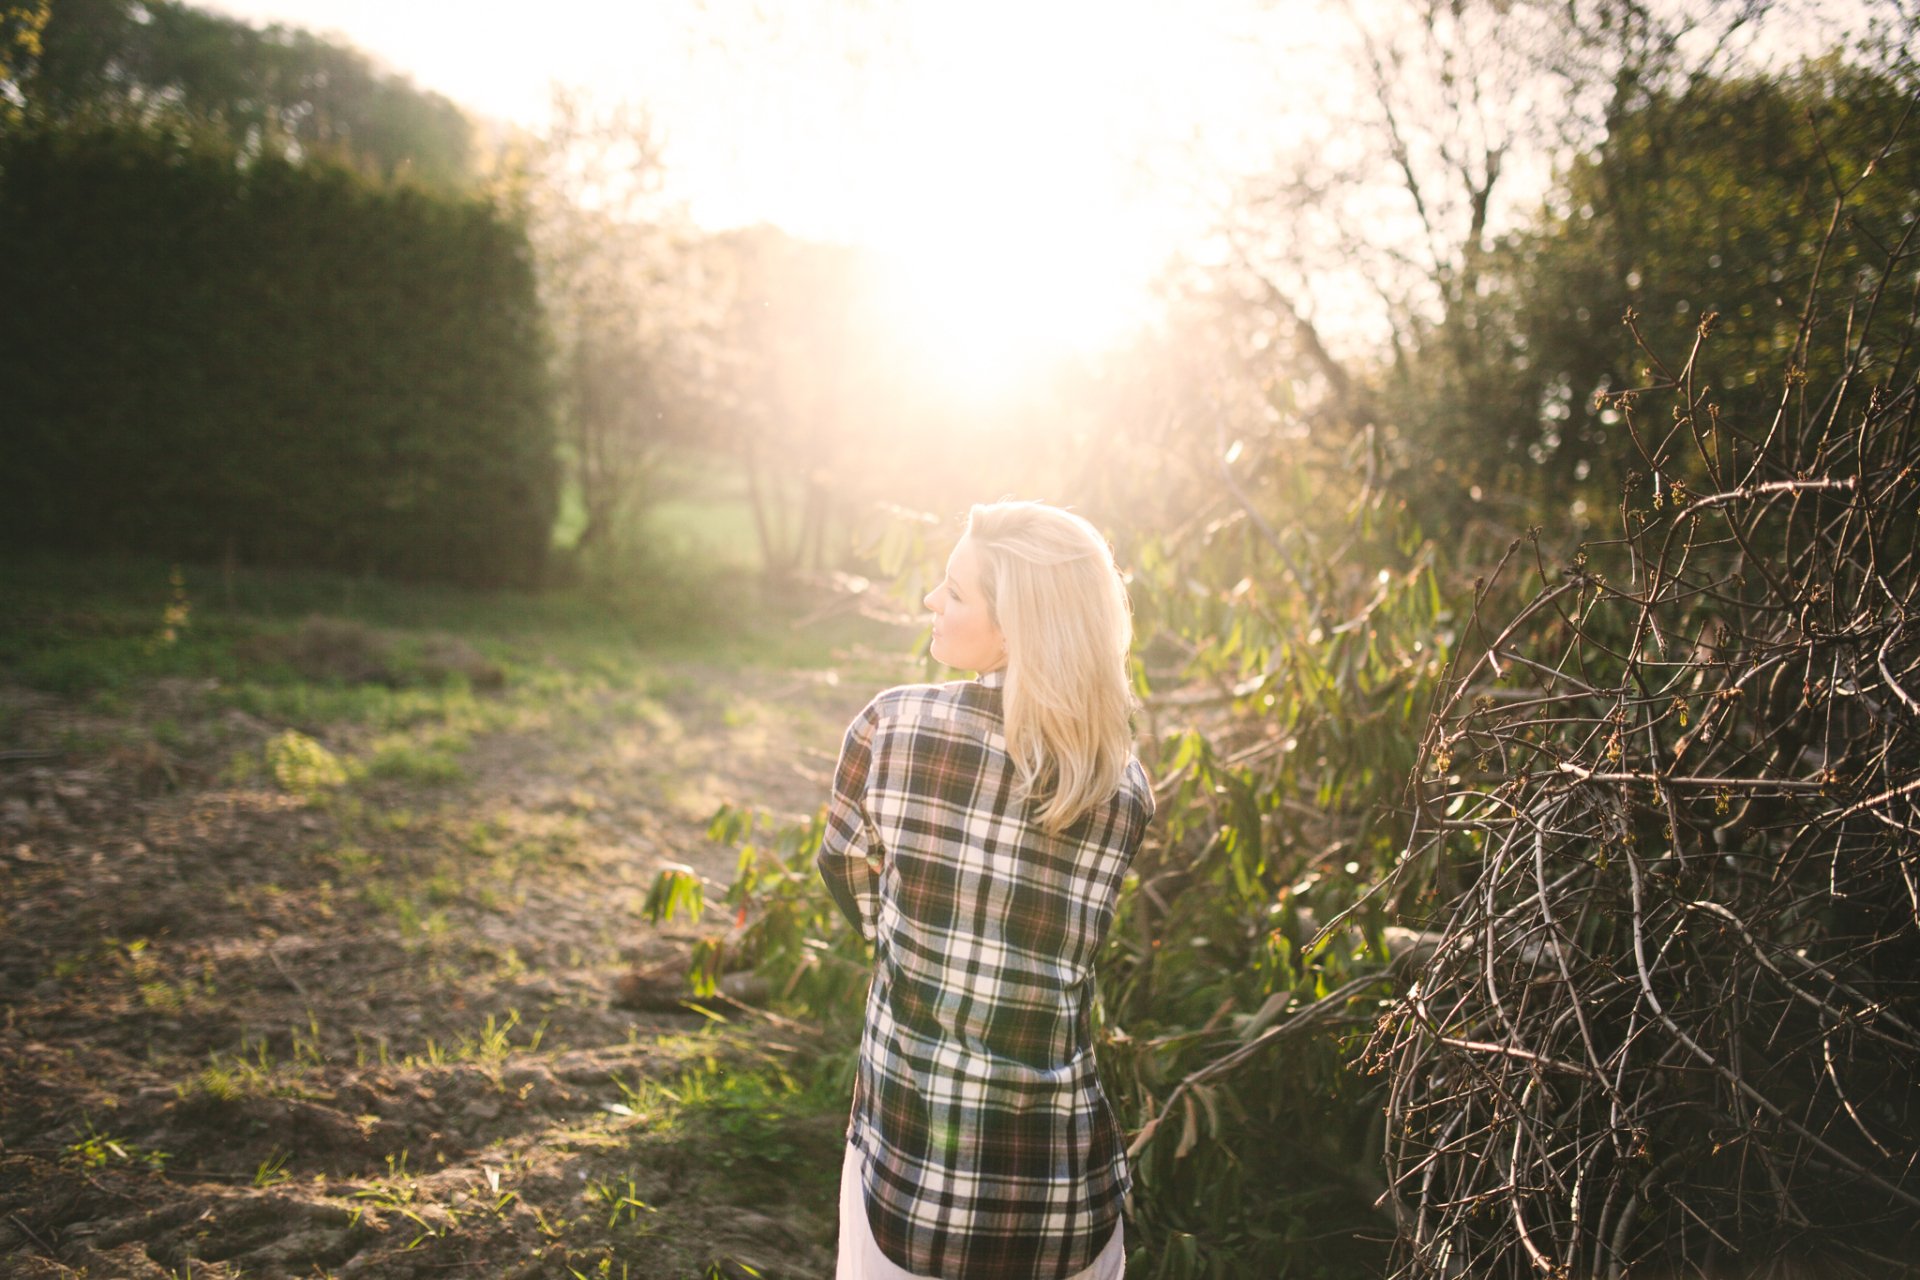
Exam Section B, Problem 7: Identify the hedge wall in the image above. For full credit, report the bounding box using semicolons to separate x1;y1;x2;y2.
0;117;557;588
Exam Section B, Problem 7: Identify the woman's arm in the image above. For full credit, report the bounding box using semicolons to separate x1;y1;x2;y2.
817;703;883;941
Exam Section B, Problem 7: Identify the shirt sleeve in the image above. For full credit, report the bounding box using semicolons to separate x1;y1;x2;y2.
1129;760;1156;853
817;700;883;942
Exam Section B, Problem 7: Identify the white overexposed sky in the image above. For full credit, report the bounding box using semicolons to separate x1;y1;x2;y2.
193;0;1875;374
200;0;1298;232
199;0;1341;357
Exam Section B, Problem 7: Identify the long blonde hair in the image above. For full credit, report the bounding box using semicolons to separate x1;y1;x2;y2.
966;501;1135;832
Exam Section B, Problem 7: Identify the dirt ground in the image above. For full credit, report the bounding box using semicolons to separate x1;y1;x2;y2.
0;654;882;1279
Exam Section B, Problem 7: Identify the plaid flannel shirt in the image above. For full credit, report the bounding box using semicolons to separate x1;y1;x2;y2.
818;670;1153;1280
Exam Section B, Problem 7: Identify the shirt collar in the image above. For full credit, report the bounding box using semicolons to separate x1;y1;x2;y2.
976;668;1007;689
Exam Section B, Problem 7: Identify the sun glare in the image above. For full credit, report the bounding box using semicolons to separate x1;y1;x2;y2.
206;0;1344;396
719;0;1296;398
830;3;1261;394
864;196;1164;396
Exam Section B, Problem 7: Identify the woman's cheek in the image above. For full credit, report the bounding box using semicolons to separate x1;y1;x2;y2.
962;609;990;652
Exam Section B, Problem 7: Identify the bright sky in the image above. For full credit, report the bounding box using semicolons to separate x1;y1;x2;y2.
200;0;1330;370
194;0;1872;390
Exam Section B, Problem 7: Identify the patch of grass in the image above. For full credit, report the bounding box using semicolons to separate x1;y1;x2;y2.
1;496;907;702
108;936;218;1013
363;731;469;785
266;728;355;797
603;1031;846;1209
7;628;204;697
675;1059;818;1179
450;813;587;882
1;543;899;821
183;1019;333;1103
324;843;382;878
0;557;251;695
222;679;461;732
188;1058;274;1104
220;745;266;785
451;1008;546;1066
343;814;561;934
421;871;462;905
398;1008;547;1073
49;952;91;981
361;880;446;939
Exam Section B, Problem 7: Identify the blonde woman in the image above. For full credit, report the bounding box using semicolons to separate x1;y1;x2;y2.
819;500;1153;1280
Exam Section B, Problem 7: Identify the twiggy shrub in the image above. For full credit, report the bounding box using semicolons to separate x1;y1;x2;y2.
1374;122;1920;1277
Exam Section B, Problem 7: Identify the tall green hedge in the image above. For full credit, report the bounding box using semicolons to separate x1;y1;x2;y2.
0;116;556;587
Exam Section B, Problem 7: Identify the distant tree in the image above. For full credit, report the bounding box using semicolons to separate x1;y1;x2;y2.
699;225;871;582
1503;59;1920;501
24;0;471;184
500;88;703;561
1130;0;1920;561
1210;0;1809;521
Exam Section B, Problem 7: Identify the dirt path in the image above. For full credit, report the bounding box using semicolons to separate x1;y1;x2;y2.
0;656;881;1279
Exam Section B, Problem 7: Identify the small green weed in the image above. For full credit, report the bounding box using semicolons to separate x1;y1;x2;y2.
400;1008;546;1072
253;1149;293;1187
584;1172;657;1231
455;1007;546;1064
110;938;213;1011
605;1070;680;1131
568;1262;637;1280
65;1121;169;1173
137;979;188;1012
349;1151;459;1248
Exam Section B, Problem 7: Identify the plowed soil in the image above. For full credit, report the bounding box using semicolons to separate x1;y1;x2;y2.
0;653;879;1279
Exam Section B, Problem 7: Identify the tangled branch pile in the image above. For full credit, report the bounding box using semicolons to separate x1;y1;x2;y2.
1375;163;1920;1274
